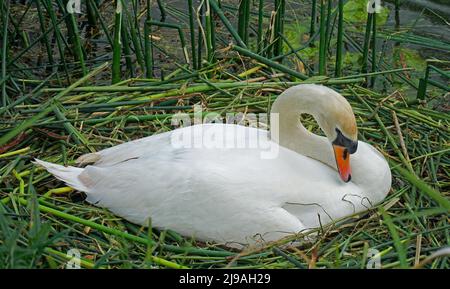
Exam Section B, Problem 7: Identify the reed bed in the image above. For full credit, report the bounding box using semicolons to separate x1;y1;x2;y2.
0;0;448;269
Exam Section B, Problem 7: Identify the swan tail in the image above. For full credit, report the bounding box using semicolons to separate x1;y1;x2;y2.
33;159;89;192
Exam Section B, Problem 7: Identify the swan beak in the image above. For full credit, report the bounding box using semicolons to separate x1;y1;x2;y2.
333;144;351;183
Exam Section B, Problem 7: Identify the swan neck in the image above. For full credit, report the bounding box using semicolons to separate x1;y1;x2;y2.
270;86;336;169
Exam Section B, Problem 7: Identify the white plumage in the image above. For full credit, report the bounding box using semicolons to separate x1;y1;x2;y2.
35;84;391;247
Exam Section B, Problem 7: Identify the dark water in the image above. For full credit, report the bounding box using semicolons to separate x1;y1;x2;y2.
166;0;450;53
386;0;450;42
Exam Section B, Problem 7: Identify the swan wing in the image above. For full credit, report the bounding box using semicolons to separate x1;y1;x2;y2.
76;130;173;166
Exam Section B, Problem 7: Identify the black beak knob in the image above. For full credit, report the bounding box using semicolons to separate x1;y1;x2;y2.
348;141;358;154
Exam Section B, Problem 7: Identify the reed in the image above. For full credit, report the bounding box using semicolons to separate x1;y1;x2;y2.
318;0;327;75
156;0;167;22
1;0;448;269
309;0;317;43
122;2;145;73
1;0;10;106
88;0;113;46
209;0;247;48
35;0;54;69
417;62;450;99
43;0;71;81
65;1;87;76
323;0;333;56
273;0;286;59
188;0;197;69
257;0;264;52
335;0;344;77
149;21;190;65
121;11;134;78
197;2;204;69
112;1;123;84
144;0;153;78
361;12;373;74
370;10;377;86
0;62;109;147
205;0;215;63
85;0;97;28
238;0;251;45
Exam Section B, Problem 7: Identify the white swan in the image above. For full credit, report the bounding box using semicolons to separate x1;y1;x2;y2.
35;84;391;247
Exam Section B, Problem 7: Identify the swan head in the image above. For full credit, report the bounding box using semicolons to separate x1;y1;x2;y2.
331;127;358;183
272;84;359;182
312;86;358;183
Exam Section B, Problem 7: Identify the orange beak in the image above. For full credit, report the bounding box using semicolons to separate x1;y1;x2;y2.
333;144;351;182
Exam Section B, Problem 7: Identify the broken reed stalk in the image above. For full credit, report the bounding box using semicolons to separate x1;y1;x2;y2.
112;1;123;84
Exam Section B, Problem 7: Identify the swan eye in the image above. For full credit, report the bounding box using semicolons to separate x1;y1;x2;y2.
333;128;358;154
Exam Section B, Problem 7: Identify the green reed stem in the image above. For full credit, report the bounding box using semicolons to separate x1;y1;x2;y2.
148;21;190;65
278;33;313;74
112;1;123;84
66;6;87;75
318;0;327;75
233;45;308;80
156;0;167;22
205;0;215;63
197;3;204;69
144;0;153;78
0;72;56;117
17;197;189;268
0;62;109;147
85;0;97;27
209;0;247;48
257;0;264;52
122;3;145;73
335;0;344;77
361;12;373;74
370;11;377;86
43;0;71;82
309;0;317;44
324;0;332;54
1;0;10;106
52;105;93;151
121;14;134;78
188;0;197;69
88;0;113;46
380;207;408;269
35;0;54;67
391;165;450;211
238;0;250;45
273;0;286;59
